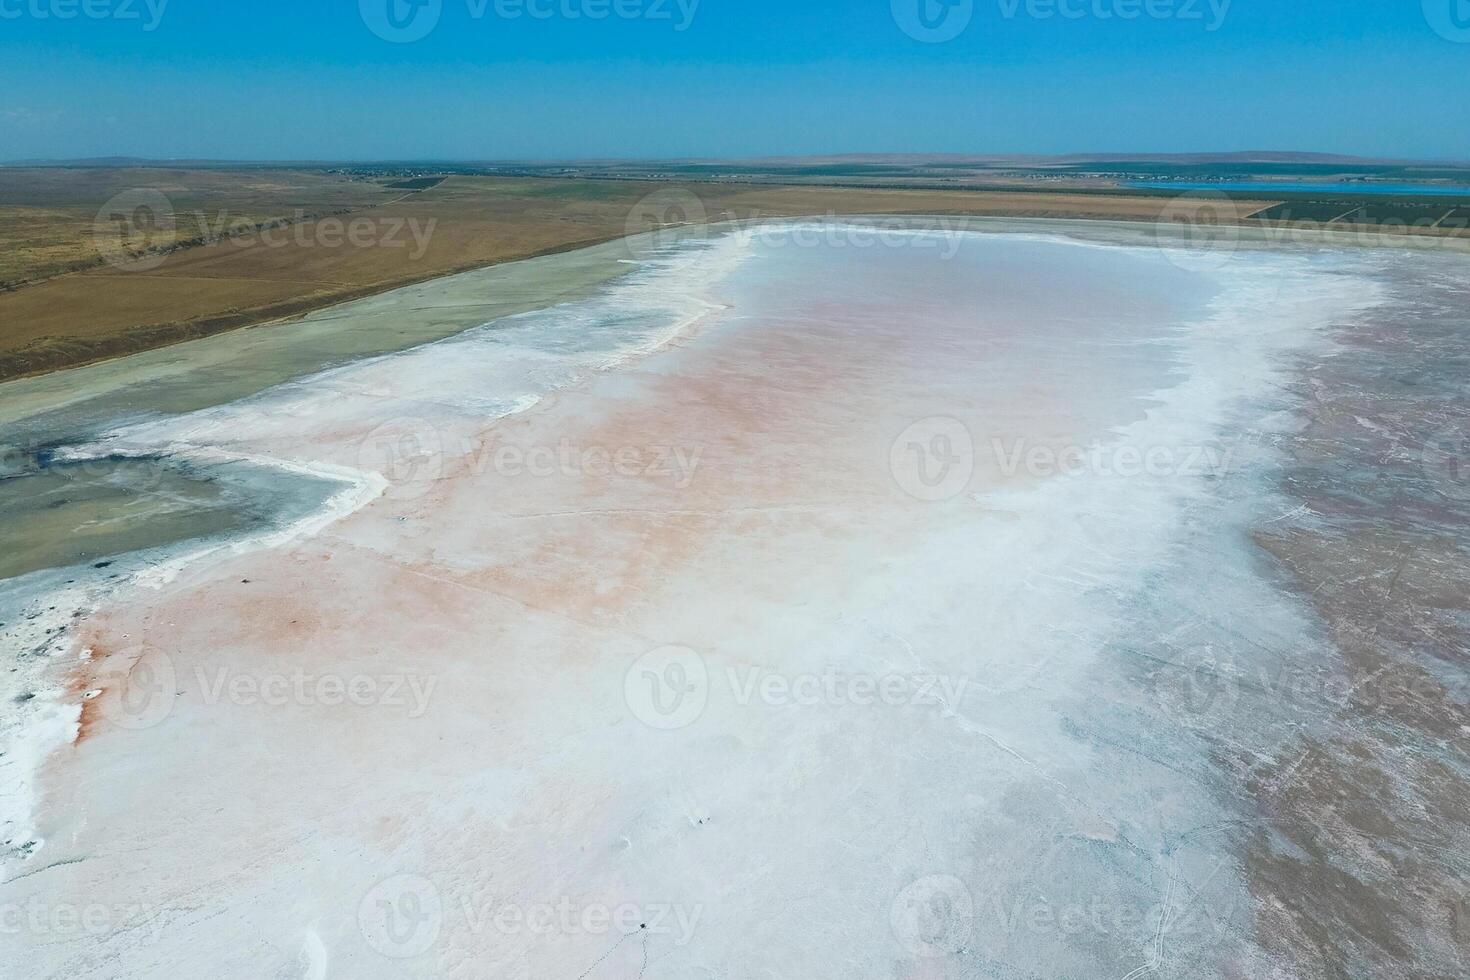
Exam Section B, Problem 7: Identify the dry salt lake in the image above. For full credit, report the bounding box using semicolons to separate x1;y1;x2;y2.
1;218;1467;978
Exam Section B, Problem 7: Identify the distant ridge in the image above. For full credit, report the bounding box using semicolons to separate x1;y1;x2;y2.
6;151;1470;169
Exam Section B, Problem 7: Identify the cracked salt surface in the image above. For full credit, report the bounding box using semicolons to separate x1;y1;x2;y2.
2;221;1451;979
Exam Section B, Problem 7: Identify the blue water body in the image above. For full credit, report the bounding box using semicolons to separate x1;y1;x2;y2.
1125;181;1470;198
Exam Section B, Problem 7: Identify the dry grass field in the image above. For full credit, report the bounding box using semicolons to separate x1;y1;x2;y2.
0;169;1285;380
0;167;403;288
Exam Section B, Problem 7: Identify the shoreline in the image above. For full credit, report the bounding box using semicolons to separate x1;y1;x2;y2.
0;231;635;384
0;227;758;868
6;181;1465;386
6;208;1468;397
0;230;690;440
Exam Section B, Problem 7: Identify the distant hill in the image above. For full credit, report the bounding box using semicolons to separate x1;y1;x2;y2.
6;151;1470;169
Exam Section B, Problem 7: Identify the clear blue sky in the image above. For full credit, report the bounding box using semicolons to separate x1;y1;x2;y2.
2;0;1467;160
